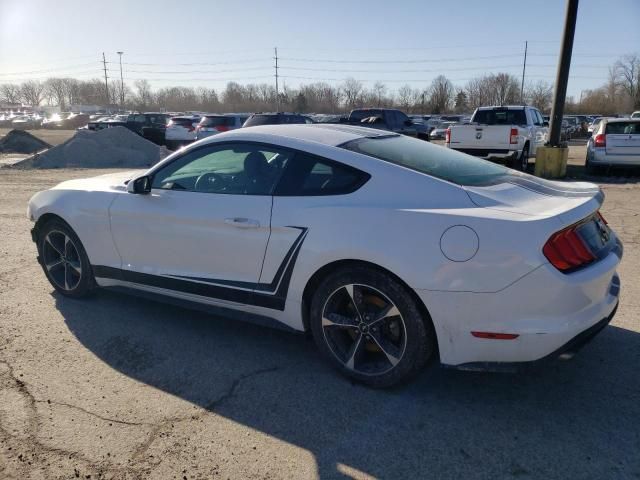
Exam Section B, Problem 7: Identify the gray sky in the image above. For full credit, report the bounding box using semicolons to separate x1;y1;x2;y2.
1;0;638;98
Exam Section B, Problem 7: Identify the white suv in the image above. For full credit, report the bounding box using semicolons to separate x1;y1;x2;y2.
195;114;249;140
165;115;201;150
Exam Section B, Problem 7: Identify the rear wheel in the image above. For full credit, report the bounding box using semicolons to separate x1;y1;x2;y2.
513;144;530;172
37;219;95;298
310;266;436;387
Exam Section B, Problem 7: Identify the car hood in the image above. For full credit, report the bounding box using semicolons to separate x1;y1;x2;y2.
464;172;603;226
51;170;146;193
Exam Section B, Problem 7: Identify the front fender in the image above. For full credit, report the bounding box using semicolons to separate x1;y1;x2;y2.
28;189;121;269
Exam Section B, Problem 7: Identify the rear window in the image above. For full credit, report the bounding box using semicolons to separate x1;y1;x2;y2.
350;110;383;122
341;134;509;187
170;118;197;127
244;114;307;127
472;109;526;126
201;116;235;127
606;122;640;134
244;115;279;127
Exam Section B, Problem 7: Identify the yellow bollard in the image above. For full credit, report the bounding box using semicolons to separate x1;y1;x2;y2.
534;146;568;179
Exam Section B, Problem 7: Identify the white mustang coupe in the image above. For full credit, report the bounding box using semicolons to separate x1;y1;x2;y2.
28;124;622;387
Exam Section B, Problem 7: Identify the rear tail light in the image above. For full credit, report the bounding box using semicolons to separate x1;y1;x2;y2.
543;220;596;272
510;128;518;144
445;127;451;143
215;125;230;132
594;133;606;147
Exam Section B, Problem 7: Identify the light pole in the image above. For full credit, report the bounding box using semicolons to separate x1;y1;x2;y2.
117;51;124;111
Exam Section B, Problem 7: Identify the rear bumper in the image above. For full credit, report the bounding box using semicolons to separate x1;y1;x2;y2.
590;148;640;166
418;249;622;367
450;147;519;160
449;301;618;372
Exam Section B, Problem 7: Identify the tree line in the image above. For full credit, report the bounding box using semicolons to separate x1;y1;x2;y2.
1;54;638;115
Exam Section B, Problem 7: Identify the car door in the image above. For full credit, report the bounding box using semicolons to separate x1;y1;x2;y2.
108;142;293;306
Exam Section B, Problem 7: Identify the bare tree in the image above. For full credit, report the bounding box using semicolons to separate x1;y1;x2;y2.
19;80;46;106
429;75;453;113
134;79;154;110
341;77;363;109
372;81;387;107
45;78;69;109
0;84;22;104
614;54;640;109
525;80;553;112
489;73;520;105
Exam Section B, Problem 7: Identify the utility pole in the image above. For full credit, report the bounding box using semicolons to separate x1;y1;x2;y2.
520;40;528;104
117;51;124;110
549;0;579;146
102;52;109;107
274;47;280;112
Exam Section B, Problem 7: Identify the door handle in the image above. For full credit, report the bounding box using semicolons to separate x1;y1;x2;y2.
224;217;260;228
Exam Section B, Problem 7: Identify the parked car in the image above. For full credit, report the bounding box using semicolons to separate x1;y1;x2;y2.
429;121;457;140
27;124;622;387
195;114;249;140
125;113;169;145
165;115;201;150
588;117;608;136
244;113;313;127
631;111;640;119
586;118;640;172
343;108;430;140
446;106;549;171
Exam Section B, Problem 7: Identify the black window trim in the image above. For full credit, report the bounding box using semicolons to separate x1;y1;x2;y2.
147;140;371;197
273;151;371;197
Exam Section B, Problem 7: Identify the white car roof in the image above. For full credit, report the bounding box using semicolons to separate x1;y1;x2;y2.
205;124;395;147
606;118;640;123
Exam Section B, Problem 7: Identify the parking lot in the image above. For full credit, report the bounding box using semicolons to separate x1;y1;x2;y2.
1;148;639;479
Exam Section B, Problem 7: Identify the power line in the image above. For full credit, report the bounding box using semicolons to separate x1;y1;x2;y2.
279;54;525;64
110;66;273;74
117;59;269;66
0;62;100;76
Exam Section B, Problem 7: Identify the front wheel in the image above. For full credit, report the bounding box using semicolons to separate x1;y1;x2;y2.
37;219;95;298
310;266;436;388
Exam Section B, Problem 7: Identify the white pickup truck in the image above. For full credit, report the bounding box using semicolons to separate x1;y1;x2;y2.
445;105;549;171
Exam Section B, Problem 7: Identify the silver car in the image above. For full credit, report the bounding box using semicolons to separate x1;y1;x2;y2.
586;118;640;172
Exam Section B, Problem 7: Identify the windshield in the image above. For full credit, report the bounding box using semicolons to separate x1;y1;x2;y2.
341;135;509;186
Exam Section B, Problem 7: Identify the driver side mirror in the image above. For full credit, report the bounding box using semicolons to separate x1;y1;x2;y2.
127;175;151;194
404;119;413;126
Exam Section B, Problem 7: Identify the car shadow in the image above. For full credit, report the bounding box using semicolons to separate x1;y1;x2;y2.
56;289;640;479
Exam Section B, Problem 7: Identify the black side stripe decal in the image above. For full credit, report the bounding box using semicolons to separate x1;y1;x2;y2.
92;227;308;311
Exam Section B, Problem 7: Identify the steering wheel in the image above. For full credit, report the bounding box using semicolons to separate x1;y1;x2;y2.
194;172;226;192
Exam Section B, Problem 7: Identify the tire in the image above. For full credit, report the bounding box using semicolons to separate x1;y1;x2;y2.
585;157;599;175
513;144;529;172
36;218;95;298
309;266;436;388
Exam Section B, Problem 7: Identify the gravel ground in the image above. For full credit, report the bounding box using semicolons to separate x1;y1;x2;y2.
0;154;639;479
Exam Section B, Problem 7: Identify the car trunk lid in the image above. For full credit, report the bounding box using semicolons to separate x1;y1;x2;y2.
605;121;640;156
463;173;603;228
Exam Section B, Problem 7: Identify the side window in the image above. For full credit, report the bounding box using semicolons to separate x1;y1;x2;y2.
274;153;370;196
396;111;410;126
151;143;292;195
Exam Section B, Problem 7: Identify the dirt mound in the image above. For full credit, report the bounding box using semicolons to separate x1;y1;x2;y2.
0;130;51;154
11;126;170;169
